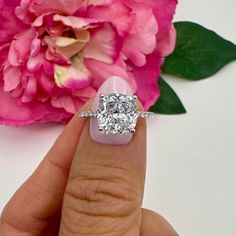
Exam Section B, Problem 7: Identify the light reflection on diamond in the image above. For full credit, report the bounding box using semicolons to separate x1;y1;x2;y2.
97;93;138;134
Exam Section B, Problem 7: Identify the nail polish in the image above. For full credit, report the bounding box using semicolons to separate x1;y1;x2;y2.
90;76;133;145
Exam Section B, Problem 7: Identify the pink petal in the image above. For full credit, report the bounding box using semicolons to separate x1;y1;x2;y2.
29;0;84;16
53;14;100;30
131;52;161;110
3;66;22;92
38;72;55;93
21;75;37;103
30;37;41;57
0;43;10;70
0;89;36;125
2;0;20;7
83;23;122;64
44;32;89;58
27;52;55;77
88;0;113;5
0;1;27;43
8;29;35;66
51;95;82;114
45;47;70;65
15;0;35;24
33;13;67;37
33;12;55;30
10;85;23;98
42;61;54;76
33;12;51;27
87;2;133;36
122;2;158;66
85;58;137;92
0;87;71;126
54;56;92;90
157;24;177;57
27;53;44;72
136;0;178;39
72;86;97;102
155;0;178;39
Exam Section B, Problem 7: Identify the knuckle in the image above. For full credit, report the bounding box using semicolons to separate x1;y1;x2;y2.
66;164;142;217
62;164;142;234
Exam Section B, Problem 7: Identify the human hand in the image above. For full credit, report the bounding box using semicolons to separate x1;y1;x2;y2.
0;77;178;236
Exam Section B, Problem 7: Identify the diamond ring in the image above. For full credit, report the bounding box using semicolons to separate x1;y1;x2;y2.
79;93;154;134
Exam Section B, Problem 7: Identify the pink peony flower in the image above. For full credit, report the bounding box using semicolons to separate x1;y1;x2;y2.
0;0;177;126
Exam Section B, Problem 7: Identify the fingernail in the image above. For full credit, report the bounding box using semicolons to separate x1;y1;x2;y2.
90;76;133;145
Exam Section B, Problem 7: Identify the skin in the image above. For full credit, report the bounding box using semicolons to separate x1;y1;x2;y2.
0;100;178;236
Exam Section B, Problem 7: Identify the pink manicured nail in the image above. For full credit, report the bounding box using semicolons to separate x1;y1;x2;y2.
90;76;133;145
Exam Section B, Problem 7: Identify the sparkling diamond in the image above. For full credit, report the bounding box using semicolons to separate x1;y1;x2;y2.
97;93;139;134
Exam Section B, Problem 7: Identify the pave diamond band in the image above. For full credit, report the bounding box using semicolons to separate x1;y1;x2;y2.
79;111;98;118
79;111;153;118
79;93;154;134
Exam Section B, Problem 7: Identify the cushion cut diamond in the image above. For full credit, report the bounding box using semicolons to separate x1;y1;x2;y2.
97;93;139;134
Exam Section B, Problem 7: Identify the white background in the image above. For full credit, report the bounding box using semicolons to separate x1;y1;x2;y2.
0;1;236;235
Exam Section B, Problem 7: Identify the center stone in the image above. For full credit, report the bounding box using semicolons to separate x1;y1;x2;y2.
97;93;139;134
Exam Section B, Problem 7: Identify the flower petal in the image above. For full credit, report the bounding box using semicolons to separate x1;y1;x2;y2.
51;95;82;114
54;55;91;90
85;58;137;92
0;1;27;43
8;29;35;66
33;13;70;37
33;12;50;27
131;52;161;110
2;0;20;7
45;47;70;65
0;87;71;126
136;0;178;39
21;75;37;103
0;43;10;70
44;30;90;58
83;23;122;64
27;53;44;72
30;36;41;57
157;24;176;57
72;86;97;102
53;14;100;29
122;2;158;66
38;72;55;93
29;0;84;16
88;0;112;5
87;2;133;36
3;66;22;92
15;0;34;24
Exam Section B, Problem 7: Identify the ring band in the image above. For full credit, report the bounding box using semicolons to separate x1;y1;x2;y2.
79;93;154;134
79;111;153;118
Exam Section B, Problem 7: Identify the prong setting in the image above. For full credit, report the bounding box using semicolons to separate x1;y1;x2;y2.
79;93;154;134
130;128;136;133
99;94;106;100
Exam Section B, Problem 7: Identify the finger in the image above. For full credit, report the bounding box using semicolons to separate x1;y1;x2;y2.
141;209;179;236
0;101;91;235
59;76;147;236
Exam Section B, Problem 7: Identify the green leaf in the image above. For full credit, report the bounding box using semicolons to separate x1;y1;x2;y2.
163;21;236;80
150;77;186;114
